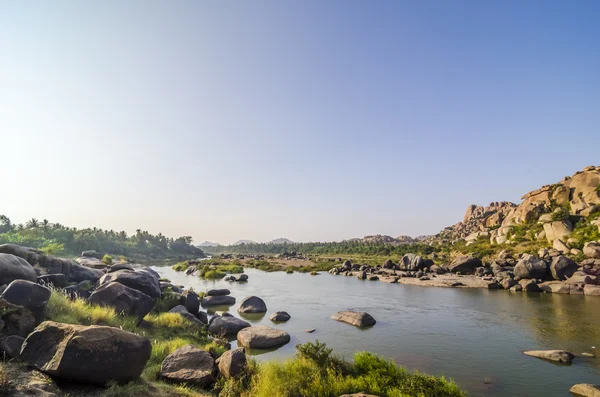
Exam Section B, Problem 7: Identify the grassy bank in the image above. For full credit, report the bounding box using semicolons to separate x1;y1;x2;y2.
34;291;467;397
172;260;244;279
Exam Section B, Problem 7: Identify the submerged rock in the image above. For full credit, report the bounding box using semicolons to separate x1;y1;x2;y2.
237;325;290;349
207;289;231;296
238;296;267;313
269;311;291;322
201;295;236;306
522;349;574;364
331;311;376;327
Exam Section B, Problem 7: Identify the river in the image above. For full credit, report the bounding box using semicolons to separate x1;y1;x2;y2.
153;266;600;397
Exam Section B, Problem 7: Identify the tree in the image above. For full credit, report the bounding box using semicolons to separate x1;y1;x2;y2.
26;218;39;228
0;215;12;233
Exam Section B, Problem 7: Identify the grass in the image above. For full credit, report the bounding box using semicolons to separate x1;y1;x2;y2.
219;341;467;397
172;261;190;272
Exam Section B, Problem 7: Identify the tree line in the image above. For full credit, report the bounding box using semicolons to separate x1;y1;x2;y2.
0;215;204;259
203;240;439;257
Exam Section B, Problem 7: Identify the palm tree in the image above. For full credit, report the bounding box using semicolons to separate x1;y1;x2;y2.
0;215;12;232
26;218;39;228
41;219;50;232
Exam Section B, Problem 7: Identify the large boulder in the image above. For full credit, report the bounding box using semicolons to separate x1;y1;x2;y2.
584;242;600;259
215;347;247;378
0;253;37;285
0;299;36;337
448;256;482;274
208;316;250;336
238;296;267;314
399;254;425;271
331;311;376;327
543;220;573;243
549;256;579;280
98;269;160;298
20;321;151;385
522;349;574;364
160;345;216;387
37;274;67;288
514;254;548;279
0;280;51;322
88;282;154;322
237;325;290;349
201;295;236;306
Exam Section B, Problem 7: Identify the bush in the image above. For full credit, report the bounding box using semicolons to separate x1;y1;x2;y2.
153;287;181;313
172;261;189;272
102;254;113;265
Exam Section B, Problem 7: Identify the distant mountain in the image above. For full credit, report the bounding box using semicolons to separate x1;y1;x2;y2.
232;239;256;246
270;238;294;244
199;241;220;247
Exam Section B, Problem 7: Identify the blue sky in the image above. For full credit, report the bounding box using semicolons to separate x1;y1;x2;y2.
1;1;598;244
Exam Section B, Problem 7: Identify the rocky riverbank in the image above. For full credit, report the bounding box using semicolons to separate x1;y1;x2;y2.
327;247;600;296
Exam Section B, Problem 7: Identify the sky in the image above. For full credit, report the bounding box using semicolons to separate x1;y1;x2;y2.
1;1;599;245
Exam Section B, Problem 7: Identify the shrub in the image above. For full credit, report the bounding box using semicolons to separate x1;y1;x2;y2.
153;287;181;313
102;254;113;265
286;268;294;274
172;261;189;272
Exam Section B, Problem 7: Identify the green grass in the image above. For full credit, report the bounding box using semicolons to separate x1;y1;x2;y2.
220;341;467;397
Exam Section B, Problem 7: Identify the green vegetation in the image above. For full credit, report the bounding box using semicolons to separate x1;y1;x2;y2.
219;341;466;397
204;240;437;258
152;287;181;313
172;260;244;279
0;214;204;261
102;254;114;265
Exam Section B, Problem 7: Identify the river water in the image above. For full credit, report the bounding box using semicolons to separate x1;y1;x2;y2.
153;267;600;397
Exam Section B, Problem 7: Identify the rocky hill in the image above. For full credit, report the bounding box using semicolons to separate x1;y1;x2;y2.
431;165;600;251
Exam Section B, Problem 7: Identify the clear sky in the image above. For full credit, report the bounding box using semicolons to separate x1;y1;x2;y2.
1;1;598;244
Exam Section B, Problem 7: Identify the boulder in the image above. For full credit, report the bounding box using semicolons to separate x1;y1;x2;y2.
0;280;51;322
553;239;570;254
269;311;291;322
429;264;445;274
20;321;151;385
569;384;600;397
63;280;95;299
549;256;578;281
160;345;216;387
201;295;236;306
514;254;548;279
98;269;160;298
545;283;571;294
543;220;573;243
522;349;574;364
88;282;154;322
81;250;99;258
382;259;395;269
584;285;600;296
180;290;200;314
331;311;376;327
567;272;597;285
234;274;248;282
238;296;267;314
207;289;231;296
400;254;424;271
215;347;247;378
208;316;250;336
501;278;517;290
197;311;208;324
67;262;104;283
1;334;25;359
0;253;38;285
584;242;600;259
169;305;206;327
448;256;482;274
237;325;290;349
519;279;542;292
37;274;67;288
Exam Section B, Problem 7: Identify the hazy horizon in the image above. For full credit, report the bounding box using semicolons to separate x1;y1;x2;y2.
2;1;599;245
